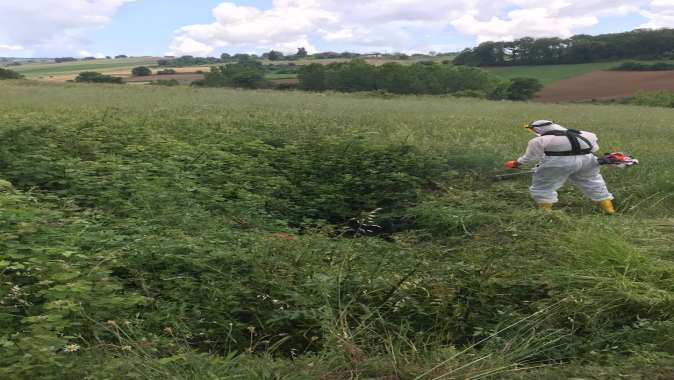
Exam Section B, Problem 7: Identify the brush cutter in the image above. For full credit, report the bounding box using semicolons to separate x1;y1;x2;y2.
597;152;639;168
495;152;639;180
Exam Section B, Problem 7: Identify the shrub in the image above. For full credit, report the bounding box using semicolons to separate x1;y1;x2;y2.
611;61;674;71
131;66;152;76
504;77;543;100
198;62;267;89
488;77;543;101
157;68;177;75
75;71;124;84
0;68;23;80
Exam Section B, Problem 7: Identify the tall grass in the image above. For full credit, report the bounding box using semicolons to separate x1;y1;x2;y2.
1;81;673;379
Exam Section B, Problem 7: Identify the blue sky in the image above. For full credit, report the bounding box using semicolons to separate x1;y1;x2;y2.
0;0;665;58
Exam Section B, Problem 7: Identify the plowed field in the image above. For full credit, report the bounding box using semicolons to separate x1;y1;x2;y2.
536;70;674;102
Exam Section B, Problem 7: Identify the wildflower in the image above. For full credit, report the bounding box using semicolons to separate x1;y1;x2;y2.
64;344;80;353
121;345;132;351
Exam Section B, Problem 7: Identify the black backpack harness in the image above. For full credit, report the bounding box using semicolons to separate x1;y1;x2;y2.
541;129;594;156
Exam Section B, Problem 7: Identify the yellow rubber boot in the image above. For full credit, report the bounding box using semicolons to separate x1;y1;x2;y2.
538;203;553;212
596;199;616;215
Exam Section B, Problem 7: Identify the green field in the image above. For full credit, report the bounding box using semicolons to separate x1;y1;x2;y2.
13;57;158;77
1;80;673;379
484;62;621;84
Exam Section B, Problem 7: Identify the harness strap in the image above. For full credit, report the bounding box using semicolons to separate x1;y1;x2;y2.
542;129;594;156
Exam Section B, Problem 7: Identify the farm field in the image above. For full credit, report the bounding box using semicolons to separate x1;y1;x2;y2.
12;57;159;78
1;79;673;379
12;56;451;83
536;70;674;102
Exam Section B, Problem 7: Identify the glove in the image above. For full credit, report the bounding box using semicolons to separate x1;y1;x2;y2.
504;160;520;169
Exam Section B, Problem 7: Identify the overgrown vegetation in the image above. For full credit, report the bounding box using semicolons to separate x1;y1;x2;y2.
0;81;673;379
455;28;674;66
628;91;674;107
611;61;674;71
75;71;124;84
0;67;23;80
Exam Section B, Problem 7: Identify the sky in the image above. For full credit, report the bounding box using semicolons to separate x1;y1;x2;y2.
0;0;672;58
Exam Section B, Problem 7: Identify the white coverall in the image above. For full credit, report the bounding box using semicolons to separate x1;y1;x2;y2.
516;124;613;204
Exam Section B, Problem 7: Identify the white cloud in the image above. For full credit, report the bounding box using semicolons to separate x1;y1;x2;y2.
0;44;23;51
168;0;666;56
78;50;107;59
0;0;133;56
640;0;674;28
452;7;598;42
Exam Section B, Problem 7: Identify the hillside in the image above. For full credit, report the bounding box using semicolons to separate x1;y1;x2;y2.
1;80;673;379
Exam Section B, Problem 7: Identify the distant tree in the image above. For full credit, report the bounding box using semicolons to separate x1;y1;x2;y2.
131;66;152;76
115;55;128;59
296;47;308;58
220;53;231;60
453;28;674;67
105;56;112;59
233;54;251;63
83;57;97;61
0;68;24;80
75;71;124;84
54;57;77;63
267;50;284;61
197;61;267;89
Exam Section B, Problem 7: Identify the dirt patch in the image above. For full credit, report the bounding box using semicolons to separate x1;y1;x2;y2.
536;70;674;102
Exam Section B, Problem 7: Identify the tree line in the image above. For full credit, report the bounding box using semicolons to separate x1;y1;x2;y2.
296;60;542;100
454;28;674;66
191;59;542;100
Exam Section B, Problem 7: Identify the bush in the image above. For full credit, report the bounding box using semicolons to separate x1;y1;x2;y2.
488;77;543;101
504;77;543;100
157;68;177;75
131;66;152;76
197;62;267;89
75;71;124;84
611;61;674;71
0;68;23;80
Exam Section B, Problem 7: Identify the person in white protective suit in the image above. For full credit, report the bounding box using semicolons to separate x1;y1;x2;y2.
504;120;616;214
